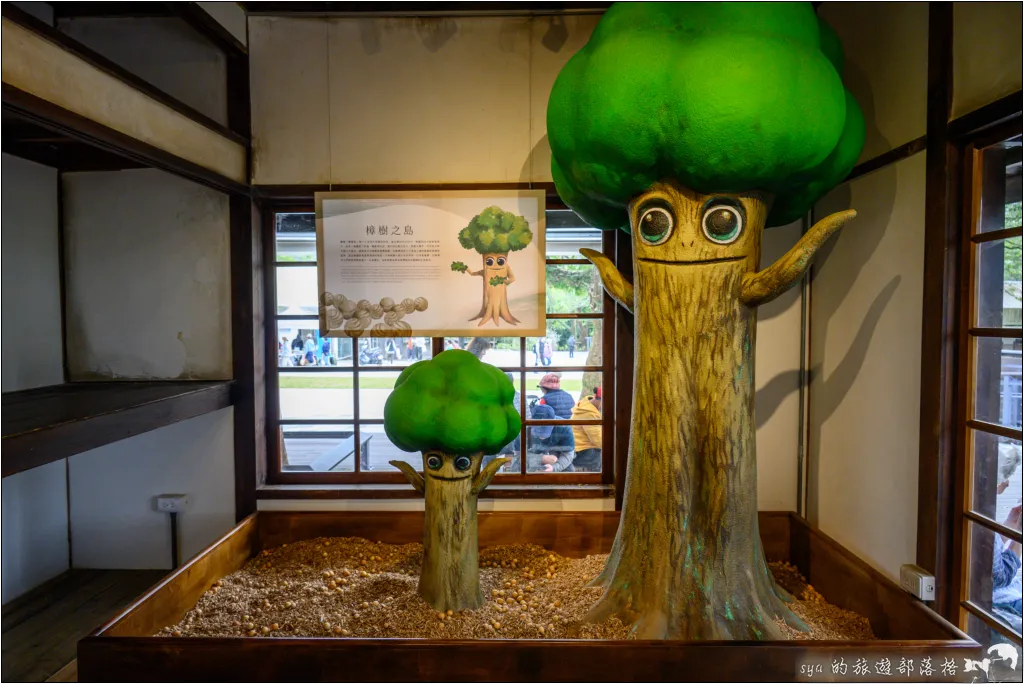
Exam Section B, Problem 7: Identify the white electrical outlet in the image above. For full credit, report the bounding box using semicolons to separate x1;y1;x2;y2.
155;494;190;513
900;564;935;600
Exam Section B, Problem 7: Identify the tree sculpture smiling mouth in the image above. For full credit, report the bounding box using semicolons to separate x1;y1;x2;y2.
637;256;746;266
428;473;472;482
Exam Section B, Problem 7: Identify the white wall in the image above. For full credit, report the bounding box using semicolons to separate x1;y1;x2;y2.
808;152;926;581
755;222;804;512
1;153;69;603
1;154;64;392
58;16;229;126
197;2;247;48
69;408;235;569
249;15;599;185
951;2;1023;119
818;2;928;162
1;461;69;603
62;168;232;381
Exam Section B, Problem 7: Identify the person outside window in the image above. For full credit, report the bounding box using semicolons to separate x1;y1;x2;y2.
279;336;293;367
567;335;576;359
384;338;398;363
302;334;317;366
571;387;603;471
414;338;425;360
319;337;332;365
291;332;304;365
530;403;575;472
542;339;553;366
536;374;573;418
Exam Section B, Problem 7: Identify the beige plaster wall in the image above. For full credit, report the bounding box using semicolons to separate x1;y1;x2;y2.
951;2;1023;120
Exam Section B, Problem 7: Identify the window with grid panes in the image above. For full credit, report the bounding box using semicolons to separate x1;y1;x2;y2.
954;130;1023;652
267;203;613;486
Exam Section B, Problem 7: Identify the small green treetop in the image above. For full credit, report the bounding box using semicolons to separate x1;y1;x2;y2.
384;350;520;455
458;206;534;254
547;2;865;230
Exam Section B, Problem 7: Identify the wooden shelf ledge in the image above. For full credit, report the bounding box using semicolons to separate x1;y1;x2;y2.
257;483;615;500
2;381;233;477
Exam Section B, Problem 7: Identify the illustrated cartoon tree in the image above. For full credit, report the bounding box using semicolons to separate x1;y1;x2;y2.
547;3;865;639
450;206;533;327
384;350;520;611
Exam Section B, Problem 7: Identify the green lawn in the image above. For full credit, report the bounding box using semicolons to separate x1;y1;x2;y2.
279;375;585;392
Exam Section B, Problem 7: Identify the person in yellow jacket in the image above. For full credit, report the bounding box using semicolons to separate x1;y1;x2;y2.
571;387;603;472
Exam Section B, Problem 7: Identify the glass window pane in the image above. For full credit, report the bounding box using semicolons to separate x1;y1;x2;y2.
357;337;431;367
528;320;602;368
483;428;523;475
276;266;319;315
545;210;602;258
523;412;604;475
971;430;1023;529
545;264;603;314
275;212;316;262
976;136;1021;235
279;371;353;419
360;424;412;473
357;371;399;420
276;321;351;367
965;612;1022;672
967;522;1022;637
976;238;1023;328
523;371;602;418
442;337;521;366
280;425;355;472
973;337;1023;430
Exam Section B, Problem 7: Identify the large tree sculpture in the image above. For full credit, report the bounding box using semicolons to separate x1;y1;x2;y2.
547;2;865;639
385;350;520;611
451;206;534;327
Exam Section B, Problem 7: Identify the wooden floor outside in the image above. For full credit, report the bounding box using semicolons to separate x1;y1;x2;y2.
2;569;166;682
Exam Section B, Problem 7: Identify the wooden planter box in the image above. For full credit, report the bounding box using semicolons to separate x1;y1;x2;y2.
78;511;978;682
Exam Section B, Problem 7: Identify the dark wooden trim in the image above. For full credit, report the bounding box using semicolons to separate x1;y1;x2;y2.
544;258;592;265
613;229;633;511
845;135;927;183
970;225;1023;243
253;182;559;200
787;513;971;642
2;3;247;145
961;600;1024;642
545;312;602;320
256;484;615;499
2;85;250;196
948;89;1024;142
240;2;613;16
917;0;957;618
965;418;1024;441
967;327;1023;339
1;381;233;477
231;197;264;521
77;512;978;683
600;229;616;486
168;2;248;58
962;510;1024;544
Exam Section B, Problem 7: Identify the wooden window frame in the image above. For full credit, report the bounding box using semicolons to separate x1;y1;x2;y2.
259;191;617;494
949;118;1023;645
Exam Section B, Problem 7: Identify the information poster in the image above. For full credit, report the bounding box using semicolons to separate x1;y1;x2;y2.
316;190;546;338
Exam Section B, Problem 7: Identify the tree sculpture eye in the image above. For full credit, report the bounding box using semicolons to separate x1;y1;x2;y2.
701;201;745;244
485;257;495;266
638;206;674;245
454;456;472;471
426;455;443;470
496;257;506;266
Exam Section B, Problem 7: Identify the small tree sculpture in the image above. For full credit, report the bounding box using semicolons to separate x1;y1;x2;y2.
546;3;865;639
385;350;520;611
450;206;534;327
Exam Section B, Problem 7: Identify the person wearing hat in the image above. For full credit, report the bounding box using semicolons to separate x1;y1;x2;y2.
571;387;603;472
536;373;574;419
529;403;576;472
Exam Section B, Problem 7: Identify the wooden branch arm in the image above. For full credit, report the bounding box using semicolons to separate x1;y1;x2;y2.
740;210;857;308
580;248;634;313
472;457;510;495
389;460;425;494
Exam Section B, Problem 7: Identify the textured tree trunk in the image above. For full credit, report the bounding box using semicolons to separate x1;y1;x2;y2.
468;255;519;327
587;257;799;639
420;456;483;611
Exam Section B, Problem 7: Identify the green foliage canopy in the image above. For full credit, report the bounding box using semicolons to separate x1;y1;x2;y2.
547;2;866;230
458;206;534;254
383;350;520;455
